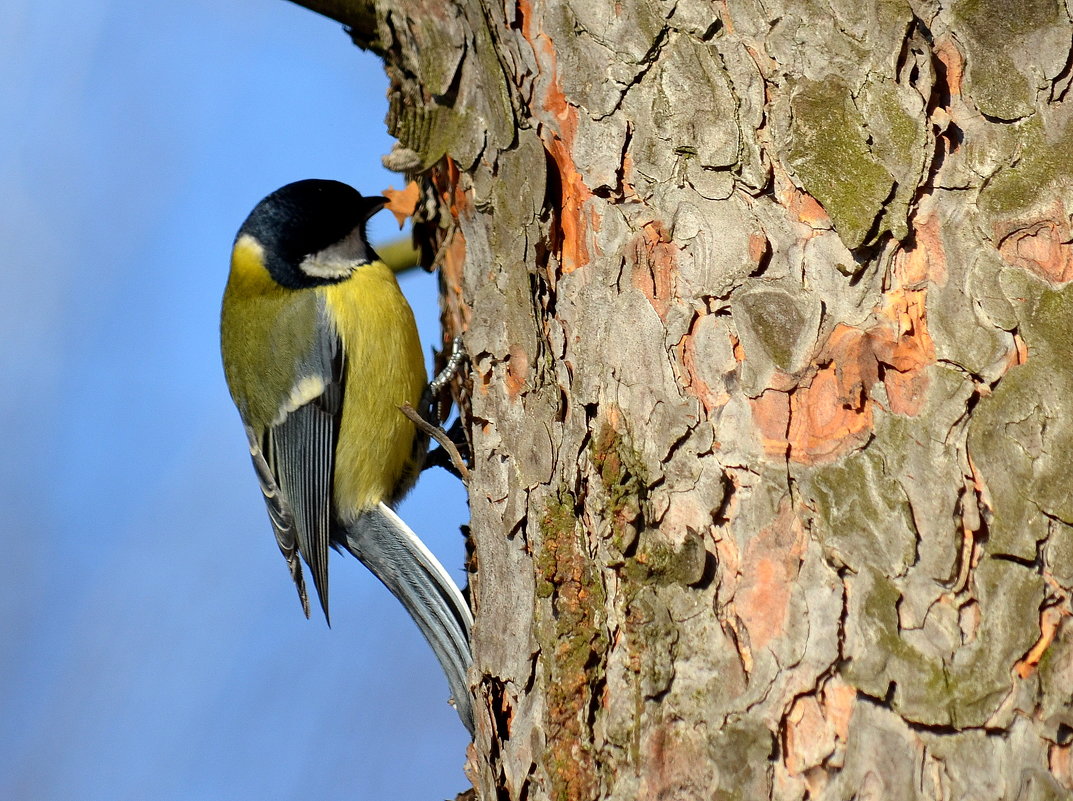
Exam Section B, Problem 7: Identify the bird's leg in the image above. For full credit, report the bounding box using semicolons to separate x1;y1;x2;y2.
427;335;471;478
428;335;466;420
404;336;471;480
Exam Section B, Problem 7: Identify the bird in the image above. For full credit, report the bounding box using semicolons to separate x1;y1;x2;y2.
219;179;473;732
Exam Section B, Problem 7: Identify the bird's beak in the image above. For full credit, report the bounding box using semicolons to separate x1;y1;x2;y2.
360;196;389;220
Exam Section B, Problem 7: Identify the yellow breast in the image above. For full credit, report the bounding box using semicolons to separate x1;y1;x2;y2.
320;262;426;517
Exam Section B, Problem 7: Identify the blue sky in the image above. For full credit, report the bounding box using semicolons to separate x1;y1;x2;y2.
0;1;472;798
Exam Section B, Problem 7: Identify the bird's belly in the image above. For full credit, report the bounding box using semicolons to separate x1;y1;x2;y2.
320;264;426;518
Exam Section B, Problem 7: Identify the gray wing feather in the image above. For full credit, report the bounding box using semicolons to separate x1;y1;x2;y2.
266;401;335;622
262;304;341;622
245;425;311;617
337;502;474;733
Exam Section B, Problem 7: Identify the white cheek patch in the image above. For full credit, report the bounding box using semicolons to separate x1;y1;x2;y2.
273;375;327;425
299;225;370;279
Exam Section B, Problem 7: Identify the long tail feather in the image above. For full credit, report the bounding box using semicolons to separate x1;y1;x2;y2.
336;503;474;733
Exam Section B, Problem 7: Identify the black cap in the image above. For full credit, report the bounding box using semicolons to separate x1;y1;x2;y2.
237;179;386;288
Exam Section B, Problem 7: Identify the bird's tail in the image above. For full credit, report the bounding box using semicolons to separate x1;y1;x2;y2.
336;502;474;733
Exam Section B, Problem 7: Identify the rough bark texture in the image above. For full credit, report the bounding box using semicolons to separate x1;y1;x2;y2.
297;0;1073;798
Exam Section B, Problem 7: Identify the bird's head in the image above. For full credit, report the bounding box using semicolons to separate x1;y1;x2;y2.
234;179;387;289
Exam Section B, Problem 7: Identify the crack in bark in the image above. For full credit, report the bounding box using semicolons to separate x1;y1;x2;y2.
1049;36;1073;102
591;23;673;122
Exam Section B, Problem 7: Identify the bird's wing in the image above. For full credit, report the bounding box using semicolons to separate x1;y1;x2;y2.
244;424;310;617
259;309;343;623
336;503;474;733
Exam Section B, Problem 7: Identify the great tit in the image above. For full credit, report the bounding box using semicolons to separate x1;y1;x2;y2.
220;179;473;732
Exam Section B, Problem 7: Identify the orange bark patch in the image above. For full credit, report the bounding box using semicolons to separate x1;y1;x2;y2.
899;210;947;287
785;696;830;775
730;332;745;362
382;181;421;226
998;220;1073;284
934;35;964;97
789;191;831;229
749;213;937;464
506;344;529;399
678;316;733;414
716;0;736;35
753;294;934;464
439;227;469;333
429;157;471;220
475;357;493;396
425;158;472;336
517;0;594;275
883;364;929;417
786;343;875;463
1051;742;1073;791
773;162;832;230
679;338;718;413
790;285;933;460
824;681;857;742
1013;331;1029;366
748;231;770;265
621;149;639;201
545;132;594;274
751;146;944;467
1015;605;1069;678
750;389;791;459
736;500;806;651
784;680;857;777
873;288;935;416
630;220;677;319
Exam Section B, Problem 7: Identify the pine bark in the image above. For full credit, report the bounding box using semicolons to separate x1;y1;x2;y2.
294;0;1073;798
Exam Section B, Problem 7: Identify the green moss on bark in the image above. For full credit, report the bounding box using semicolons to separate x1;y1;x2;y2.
535;490;609;801
787;77;895;249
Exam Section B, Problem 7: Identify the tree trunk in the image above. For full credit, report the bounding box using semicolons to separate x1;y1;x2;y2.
295;0;1073;798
